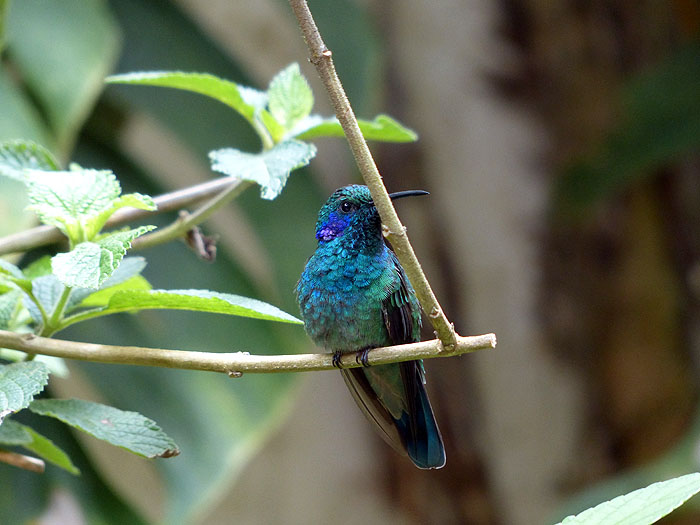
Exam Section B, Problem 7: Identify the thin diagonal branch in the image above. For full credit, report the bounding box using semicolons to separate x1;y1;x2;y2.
0;449;45;473
0;329;496;375
289;0;458;348
131;181;251;250
0;177;240;256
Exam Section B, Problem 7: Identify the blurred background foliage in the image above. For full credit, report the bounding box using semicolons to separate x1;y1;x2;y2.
1;0;699;524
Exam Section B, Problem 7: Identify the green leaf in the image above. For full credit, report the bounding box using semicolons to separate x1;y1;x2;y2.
0;290;21;329
260;109;286;144
0;68;52;147
557;473;700;525
0;361;49;423
0;139;60;180
106;71;261;127
0;259;31;294
24;168;121;236
67;256;148;311
294;114;418;142
267;63;314;132
0;418;29;443
51;226;155;289
209;139;316;199
77;275;151;309
0;419;79;474
0;258;25;281
93;288;302;324
29;398;179;459
23;255;53;279
6;0;120;153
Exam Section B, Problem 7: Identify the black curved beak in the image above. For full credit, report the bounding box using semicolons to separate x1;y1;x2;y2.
388;189;430;201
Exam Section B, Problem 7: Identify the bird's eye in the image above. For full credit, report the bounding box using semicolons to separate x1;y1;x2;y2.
340;200;355;213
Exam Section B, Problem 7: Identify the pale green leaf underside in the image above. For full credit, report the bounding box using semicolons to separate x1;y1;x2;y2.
293;114;418;142
66;256;148;311
25;169;120;228
0;361;49;423
209;139;316;199
557;473;700;525
30;398;179;459
267;63;313;131
99;288;302;323
0;290;22;329
0;139;59;180
0;419;79;474
51;226;155;289
0;259;25;280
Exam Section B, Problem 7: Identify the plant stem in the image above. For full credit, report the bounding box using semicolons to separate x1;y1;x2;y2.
132;180;251;251
23;288;50;332
288;0;459;348
0;329;495;375
0;177;241;256
43;286;72;337
0;449;45;473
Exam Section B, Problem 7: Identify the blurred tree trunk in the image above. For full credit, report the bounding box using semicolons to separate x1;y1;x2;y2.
511;0;700;522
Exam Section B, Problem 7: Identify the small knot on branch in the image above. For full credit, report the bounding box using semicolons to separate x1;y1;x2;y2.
381;225;407;239
310;48;332;65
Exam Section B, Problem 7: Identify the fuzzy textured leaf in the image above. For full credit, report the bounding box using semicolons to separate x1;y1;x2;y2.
0;362;49;423
24;169;120;233
98;288;302;323
51;226;155;289
67;256;148;310
0;139;59;180
30;398;179;459
0;419;79;474
209;139;316;199
557;473;700;525
293;114;418;142
267;63;314;131
0;290;21;329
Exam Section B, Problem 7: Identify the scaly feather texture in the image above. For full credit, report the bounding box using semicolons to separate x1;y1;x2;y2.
296;185;446;469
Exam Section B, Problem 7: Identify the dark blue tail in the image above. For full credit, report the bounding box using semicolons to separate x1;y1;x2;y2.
395;361;446;469
342;361;445;469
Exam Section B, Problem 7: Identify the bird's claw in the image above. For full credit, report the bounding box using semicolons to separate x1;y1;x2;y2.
355;348;371;367
332;351;343;369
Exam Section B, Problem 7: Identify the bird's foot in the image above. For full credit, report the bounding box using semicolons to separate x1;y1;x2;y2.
332;351;343;369
355;348;371;367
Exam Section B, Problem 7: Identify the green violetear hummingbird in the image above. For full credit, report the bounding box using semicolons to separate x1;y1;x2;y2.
296;184;446;469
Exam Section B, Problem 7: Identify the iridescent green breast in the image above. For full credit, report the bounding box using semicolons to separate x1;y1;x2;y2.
296;239;399;352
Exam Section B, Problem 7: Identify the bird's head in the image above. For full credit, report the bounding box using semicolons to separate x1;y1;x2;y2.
315;185;428;244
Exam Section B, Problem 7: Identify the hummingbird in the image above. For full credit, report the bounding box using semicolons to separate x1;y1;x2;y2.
296;184;446;469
